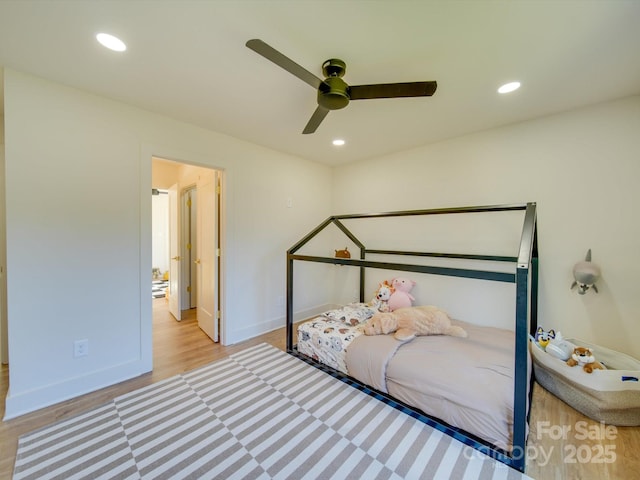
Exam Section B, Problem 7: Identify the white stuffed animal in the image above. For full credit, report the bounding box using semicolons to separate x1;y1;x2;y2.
545;331;576;361
369;281;393;312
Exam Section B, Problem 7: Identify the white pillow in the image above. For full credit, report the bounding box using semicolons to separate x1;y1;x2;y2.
322;303;377;326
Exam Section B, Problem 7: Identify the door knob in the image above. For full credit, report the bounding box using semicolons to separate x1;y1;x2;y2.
171;256;181;261
194;259;201;264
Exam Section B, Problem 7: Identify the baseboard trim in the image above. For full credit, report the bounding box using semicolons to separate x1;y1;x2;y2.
3;360;150;420
226;303;334;345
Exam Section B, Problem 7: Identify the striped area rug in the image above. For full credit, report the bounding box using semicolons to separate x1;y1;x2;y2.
13;343;530;480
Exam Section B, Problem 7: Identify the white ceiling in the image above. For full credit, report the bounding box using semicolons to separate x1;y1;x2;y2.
0;1;639;166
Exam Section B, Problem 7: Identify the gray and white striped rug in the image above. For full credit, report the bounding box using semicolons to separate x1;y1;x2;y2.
13;343;530;480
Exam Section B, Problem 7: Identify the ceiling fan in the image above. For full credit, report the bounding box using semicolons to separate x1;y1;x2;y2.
246;39;438;134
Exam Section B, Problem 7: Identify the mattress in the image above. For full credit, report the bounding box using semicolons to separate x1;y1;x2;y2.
297;304;519;451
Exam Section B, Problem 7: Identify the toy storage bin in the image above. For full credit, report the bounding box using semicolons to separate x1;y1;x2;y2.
531;339;640;425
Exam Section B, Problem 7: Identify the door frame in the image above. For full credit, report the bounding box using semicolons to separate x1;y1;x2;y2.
141;146;227;372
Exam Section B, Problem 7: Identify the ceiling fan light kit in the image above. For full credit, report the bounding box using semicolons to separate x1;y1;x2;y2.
246;39;437;134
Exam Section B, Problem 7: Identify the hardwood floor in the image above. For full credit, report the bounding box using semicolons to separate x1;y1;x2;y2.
526;385;640;479
1;300;638;479
0;300;286;479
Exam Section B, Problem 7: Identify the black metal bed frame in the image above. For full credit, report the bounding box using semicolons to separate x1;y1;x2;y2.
286;202;538;473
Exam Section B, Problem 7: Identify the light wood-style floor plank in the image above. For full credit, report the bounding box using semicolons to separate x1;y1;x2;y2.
0;300;287;478
526;382;640;479
1;299;639;479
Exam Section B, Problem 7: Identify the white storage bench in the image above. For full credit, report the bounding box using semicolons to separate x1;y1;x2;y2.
531;339;640;425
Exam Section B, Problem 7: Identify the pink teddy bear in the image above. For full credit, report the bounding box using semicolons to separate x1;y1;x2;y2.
388;277;416;311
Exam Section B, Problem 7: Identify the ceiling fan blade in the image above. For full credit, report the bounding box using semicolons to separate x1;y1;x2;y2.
246;39;323;89
349;81;437;100
302;106;330;134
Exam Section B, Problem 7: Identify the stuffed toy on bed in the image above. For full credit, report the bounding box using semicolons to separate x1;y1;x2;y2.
363;306;467;342
369;281;394;312
388;277;416;311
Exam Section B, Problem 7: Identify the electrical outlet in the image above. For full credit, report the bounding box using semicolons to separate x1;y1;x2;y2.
74;339;89;358
277;295;285;307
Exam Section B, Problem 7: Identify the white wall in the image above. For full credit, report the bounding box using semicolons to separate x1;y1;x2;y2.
3;69;332;418
151;160;181;190
333;96;640;359
5;65;637;418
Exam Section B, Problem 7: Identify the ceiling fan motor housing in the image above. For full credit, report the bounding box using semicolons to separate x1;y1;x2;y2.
318;76;350;110
317;58;350;110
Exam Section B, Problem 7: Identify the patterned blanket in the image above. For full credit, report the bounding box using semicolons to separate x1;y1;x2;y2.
296;303;375;373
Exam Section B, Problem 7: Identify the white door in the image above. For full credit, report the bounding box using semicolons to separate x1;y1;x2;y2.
196;172;219;341
181;188;198;310
168;183;182;321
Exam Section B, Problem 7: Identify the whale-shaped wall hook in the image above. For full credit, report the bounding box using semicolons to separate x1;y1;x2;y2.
571;249;601;295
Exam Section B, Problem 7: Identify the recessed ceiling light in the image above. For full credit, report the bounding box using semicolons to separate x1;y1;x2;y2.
96;33;127;52
498;81;521;94
332;139;346;146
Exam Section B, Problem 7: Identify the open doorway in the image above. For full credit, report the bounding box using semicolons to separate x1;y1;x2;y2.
152;157;223;343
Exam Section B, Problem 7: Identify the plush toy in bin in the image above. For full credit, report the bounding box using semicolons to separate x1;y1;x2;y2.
388;277;416;311
566;346;605;373
534;327;556;350
544;331;576;361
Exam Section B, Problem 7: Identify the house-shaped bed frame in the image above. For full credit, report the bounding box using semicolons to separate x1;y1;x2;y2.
286;202;538;472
